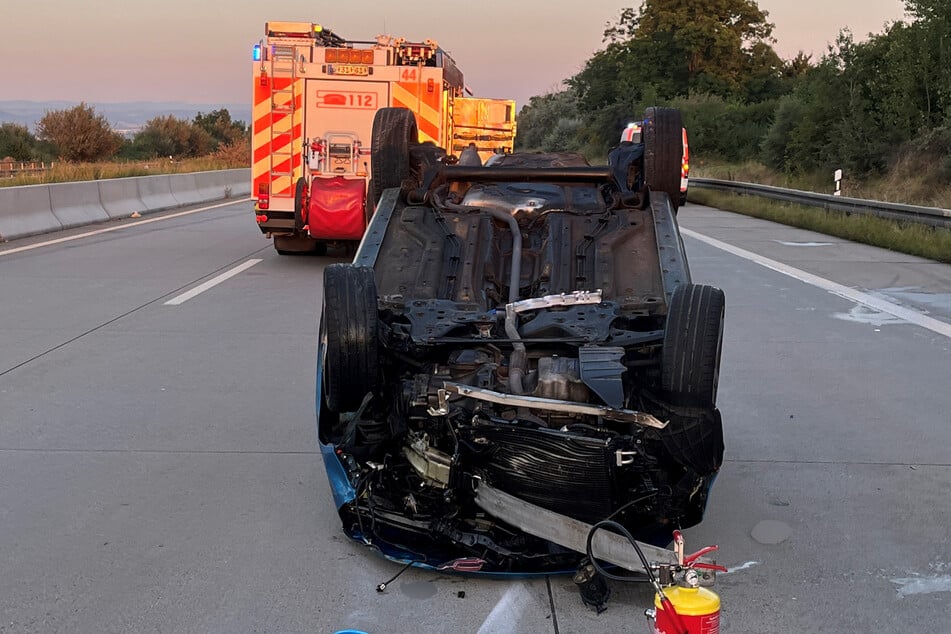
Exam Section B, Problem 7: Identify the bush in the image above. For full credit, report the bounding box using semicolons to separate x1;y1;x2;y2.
36;103;122;162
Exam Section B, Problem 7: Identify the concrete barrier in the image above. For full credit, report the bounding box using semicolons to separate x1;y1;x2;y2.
227;170;251;197
0;184;62;240
0;168;251;242
169;173;203;206
195;169;249;200
99;177;147;219
49;181;110;229
193;171;224;201
137;175;179;211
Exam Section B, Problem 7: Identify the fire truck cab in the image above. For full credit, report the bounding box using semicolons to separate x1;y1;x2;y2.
252;21;516;254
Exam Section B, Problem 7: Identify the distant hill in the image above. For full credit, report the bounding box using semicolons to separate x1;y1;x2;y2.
0;101;253;134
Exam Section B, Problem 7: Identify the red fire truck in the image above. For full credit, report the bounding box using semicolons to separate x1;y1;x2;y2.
252;21;517;254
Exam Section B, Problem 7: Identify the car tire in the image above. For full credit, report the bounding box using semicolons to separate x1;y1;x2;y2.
322;264;380;412
643;106;683;209
661;283;725;408
365;178;375;225
371;108;417;206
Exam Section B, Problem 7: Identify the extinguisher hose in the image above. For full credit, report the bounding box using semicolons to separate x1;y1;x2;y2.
585;520;654;584
585;520;690;634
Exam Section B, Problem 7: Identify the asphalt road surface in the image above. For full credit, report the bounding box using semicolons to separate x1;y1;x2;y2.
1;199;948;633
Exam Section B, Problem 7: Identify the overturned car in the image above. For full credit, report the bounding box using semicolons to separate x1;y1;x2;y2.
316;107;725;575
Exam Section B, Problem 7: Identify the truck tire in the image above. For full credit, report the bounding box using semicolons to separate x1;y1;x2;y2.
322;264;379;412
661;284;725;408
371;108;417;206
294;177;308;230
643;106;683;209
274;234;327;256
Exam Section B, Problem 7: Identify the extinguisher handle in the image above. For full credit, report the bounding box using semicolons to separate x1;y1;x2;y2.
692;562;729;573
683;545;719;565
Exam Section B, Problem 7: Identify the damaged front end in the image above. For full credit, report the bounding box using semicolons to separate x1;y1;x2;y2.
316;146;725;575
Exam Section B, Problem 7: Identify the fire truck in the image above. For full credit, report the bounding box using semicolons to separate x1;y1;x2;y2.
252;21;517;254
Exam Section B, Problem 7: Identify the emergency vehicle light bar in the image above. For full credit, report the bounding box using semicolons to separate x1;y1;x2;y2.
325;49;374;64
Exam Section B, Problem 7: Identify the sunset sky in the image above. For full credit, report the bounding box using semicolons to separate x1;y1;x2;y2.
1;0;910;109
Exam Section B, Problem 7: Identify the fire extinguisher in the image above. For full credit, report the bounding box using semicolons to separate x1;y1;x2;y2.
648;531;724;634
652;579;720;634
584;522;726;634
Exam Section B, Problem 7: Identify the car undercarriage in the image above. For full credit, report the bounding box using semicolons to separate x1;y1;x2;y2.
316;107;725;575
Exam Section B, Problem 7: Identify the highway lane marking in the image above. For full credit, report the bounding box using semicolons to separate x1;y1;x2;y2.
681;228;951;340
164;259;262;305
0;198;251;257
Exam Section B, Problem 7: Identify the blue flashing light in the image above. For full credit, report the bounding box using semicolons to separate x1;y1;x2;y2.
252;44;262;62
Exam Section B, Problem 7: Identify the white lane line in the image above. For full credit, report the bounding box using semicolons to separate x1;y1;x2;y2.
164;259;262;306
0;198;251;257
681;228;951;340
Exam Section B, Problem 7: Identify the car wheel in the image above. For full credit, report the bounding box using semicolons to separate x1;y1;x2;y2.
371;108;417;207
365;178;375;225
661;283;725;408
643;106;683;210
322;264;380;412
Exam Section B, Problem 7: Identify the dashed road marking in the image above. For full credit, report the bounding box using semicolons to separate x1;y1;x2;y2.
164;259;262;305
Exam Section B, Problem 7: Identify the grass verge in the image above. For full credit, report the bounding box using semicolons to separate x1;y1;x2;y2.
0;156;246;189
689;189;951;264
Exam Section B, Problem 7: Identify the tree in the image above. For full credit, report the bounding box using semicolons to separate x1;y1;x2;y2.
516;89;582;150
36;103;121;162
606;0;779;96
0;123;38;161
193;109;248;150
132;115;213;158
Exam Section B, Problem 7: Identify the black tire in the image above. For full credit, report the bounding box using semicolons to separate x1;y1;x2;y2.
661;284;725;408
643;106;683;208
364;179;375;225
322;264;379;412
274;234;327;256
370;108;417;206
294;177;307;230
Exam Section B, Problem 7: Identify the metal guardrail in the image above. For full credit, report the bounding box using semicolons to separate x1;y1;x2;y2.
691;177;951;229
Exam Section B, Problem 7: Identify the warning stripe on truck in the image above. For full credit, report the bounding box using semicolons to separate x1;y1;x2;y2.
252;76;304;200
392;81;442;144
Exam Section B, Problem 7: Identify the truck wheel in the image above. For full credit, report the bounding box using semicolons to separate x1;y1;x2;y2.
371;108;417;206
643;106;683;210
321;264;379;412
274;234;327;256
661;284;725;408
294;177;308;230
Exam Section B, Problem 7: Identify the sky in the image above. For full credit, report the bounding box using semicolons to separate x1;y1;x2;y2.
1;0;911;110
